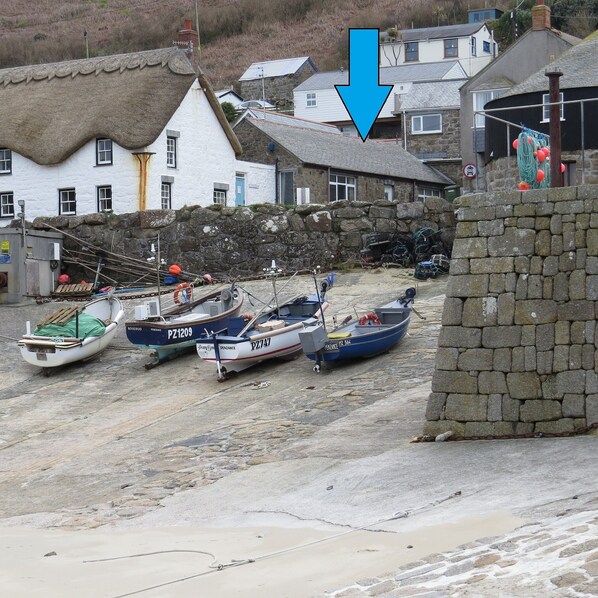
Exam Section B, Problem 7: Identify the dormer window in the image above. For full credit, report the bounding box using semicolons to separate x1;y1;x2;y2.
96;139;112;166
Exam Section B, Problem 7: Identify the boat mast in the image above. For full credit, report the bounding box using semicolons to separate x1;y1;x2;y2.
149;233;166;316
264;260;282;318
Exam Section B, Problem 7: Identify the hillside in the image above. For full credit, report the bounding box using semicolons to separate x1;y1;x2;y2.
0;0;502;89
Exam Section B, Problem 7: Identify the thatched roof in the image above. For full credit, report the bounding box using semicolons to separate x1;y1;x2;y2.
0;47;241;164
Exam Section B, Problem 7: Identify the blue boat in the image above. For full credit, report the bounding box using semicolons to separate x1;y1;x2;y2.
299;288;416;371
125;285;244;368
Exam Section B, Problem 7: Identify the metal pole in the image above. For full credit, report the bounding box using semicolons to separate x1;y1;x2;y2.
546;69;563;187
156;234;162;315
581;100;585;185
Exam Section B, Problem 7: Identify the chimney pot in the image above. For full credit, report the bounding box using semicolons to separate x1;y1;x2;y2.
184;19;192;30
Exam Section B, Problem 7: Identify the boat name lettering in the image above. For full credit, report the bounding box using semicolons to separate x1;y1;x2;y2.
220;345;235;350
127;327;142;331
324;339;350;351
250;337;271;351
167;327;193;340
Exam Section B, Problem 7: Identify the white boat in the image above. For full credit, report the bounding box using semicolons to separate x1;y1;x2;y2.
18;295;124;369
196;267;334;380
196;294;329;380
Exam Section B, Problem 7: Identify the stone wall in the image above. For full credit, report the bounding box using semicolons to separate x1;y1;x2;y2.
426;184;598;438
32;199;456;280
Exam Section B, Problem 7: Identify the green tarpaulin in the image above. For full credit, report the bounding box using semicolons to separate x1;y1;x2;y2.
35;313;107;339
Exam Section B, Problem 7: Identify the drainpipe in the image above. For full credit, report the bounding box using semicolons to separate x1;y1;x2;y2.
546;69;563;187
133;152;154;211
402;110;407;150
275;157;279;204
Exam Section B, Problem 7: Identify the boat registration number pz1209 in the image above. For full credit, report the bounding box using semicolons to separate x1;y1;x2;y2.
167;327;193;340
250;337;271;351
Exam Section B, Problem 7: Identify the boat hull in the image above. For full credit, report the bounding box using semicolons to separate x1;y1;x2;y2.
197;298;328;379
299;293;415;368
125;288;243;364
18;296;124;368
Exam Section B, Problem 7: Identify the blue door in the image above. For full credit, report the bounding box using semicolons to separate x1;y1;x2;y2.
235;174;246;206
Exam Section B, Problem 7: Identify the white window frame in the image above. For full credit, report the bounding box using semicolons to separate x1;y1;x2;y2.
483;40;491;53
161;182;172;209
167;136;177;168
542;92;564;122
96;138;112;165
329;173;356;202
0;149;11;174
306;92;317;107
213;189;227;205
411;114;442;134
97;185;112;212
472;89;506;128
471;36;477;56
59;188;76;215
0;191;14;218
417;187;443;201
405;42;418;62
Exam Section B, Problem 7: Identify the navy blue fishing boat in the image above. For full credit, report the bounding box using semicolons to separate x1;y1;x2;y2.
125;285;244;368
299;288;416;371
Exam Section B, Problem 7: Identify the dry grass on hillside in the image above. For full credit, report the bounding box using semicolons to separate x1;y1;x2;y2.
0;0;472;87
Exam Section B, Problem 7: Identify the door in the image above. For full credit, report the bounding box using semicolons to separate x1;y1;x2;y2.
235;174;246;206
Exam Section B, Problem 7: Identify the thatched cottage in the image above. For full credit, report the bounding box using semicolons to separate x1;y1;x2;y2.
0;24;273;224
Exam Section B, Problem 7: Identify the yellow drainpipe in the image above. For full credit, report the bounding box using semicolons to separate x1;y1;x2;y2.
133;152;154;211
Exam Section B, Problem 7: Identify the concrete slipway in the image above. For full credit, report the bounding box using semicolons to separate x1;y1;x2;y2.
0;269;596;597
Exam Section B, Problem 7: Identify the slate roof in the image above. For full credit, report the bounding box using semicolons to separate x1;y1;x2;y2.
383;22;485;42
0;47;241;164
294;61;464;92
240;57;317;81
237;109;342;134
502;31;598;98
399;79;466;111
244;117;451;185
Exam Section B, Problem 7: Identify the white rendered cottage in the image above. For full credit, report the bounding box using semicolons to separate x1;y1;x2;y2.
0;44;259;225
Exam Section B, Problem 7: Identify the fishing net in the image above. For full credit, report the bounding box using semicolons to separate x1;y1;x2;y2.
515;127;550;190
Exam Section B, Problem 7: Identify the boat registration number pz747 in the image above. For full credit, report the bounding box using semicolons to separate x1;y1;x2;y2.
250;337;271;351
167;327;193;340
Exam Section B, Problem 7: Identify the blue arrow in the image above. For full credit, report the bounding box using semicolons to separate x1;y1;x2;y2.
335;29;392;142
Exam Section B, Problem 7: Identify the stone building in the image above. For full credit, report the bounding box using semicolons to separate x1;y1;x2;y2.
239;57;318;111
234;111;452;205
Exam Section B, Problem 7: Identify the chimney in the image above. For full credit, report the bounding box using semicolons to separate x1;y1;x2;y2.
531;0;551;31
176;20;199;67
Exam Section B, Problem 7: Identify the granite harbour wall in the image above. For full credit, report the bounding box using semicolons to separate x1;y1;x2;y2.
426;184;598;438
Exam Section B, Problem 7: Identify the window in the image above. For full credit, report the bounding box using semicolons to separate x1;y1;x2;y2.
96;139;112;165
306;92;317;107
279;171;294;205
384;184;394;202
412;114;442;134
97;185;112;212
329;173;356;202
542;92;564;122
405;42;419;62
471;37;477;56
59;188;76;215
161;182;172;210
0;149;11;174
0;191;14;218
213;189;227;205
167;136;177;168
473;89;505;128
444;38;458;58
483;40;491;53
417;187;443;201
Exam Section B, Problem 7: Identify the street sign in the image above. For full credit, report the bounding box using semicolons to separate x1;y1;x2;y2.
463;163;477;179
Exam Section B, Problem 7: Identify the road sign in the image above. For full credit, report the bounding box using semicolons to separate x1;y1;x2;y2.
463;163;477;179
